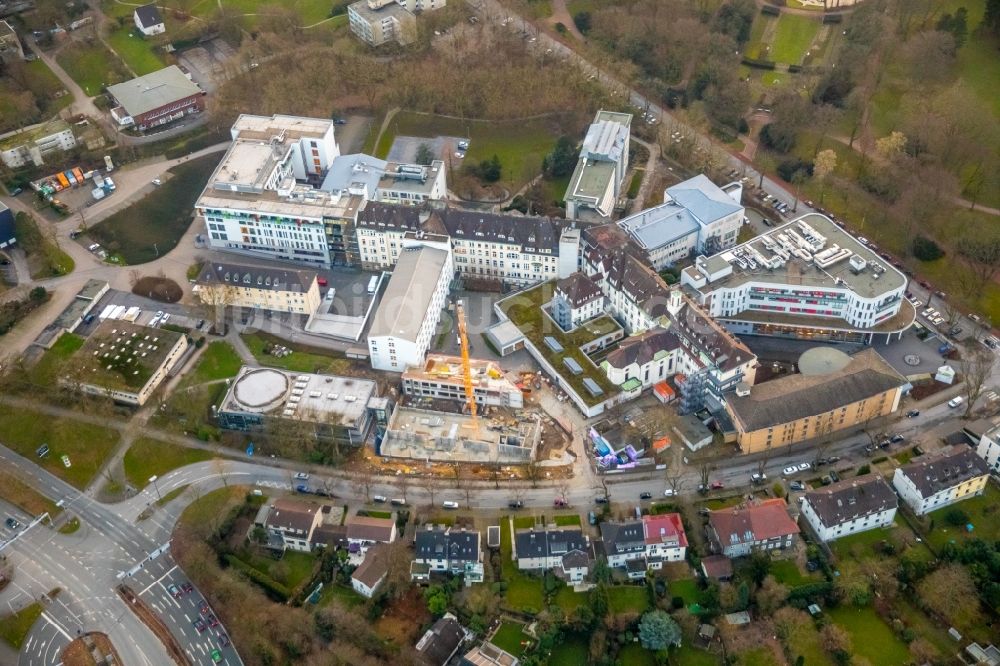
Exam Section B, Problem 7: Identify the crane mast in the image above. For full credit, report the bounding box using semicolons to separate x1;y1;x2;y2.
455;300;478;432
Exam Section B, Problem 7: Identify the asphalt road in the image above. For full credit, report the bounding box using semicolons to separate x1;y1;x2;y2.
0;448;242;666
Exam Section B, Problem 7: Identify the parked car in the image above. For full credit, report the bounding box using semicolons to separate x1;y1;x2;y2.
827;456;841;464
906;409;920;418
390;498;407;506
208;614;219;628
219;634;230;647
554;497;568;507
829;470;840;483
797;462;811;472
815;458;829;466
294;472;309;480
710;481;724;490
750;472;767;484
890;434;905;443
200;602;210;616
948;396;964;408
5;517;20;530
594;496;608;504
181;582;193;594
193;619;207;634
442;501;459;509
639;492;652;500
508;500;524;509
588;511;598;526
663;488;675;497
372;495;387;503
211;649;222;664
789;481;804;491
782;466;798;476
296;484;309;493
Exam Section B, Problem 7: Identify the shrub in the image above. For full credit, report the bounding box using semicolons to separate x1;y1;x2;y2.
738;118;750;134
573;11;592;34
671;596;684;610
777;158;813;182
857;464;871;475
912;235;945;261
555;22;566;33
943;508;969;527
760;122;796;152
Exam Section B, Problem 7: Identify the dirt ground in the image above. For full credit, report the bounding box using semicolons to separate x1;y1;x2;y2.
60;632;121;666
374;588;431;646
132;276;182;303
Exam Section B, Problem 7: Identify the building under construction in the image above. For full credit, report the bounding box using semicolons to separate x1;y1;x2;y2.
380;406;541;464
401;354;525;409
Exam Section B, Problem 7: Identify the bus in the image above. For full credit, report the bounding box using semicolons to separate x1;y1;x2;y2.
367;276;378;294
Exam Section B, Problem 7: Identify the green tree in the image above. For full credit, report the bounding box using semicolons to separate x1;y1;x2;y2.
638;610;682;650
543;136;578;178
937;8;968;48
573;11;591;34
424;585;449;616
415;143;435;166
736;582;750;611
478;155;502;183
984;0;1000;36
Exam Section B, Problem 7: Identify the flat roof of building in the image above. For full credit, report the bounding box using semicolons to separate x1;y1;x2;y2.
320;153;386;194
77;279;109;300
197;189;363;221
0;119;72;150
106;66;201;118
618;201;701;250
565;158;615;202
231;113;333;140
403;354;519;392
690;213;906;299
368;245;449;342
74;321;183;392
349;0;413;22
219;365;376;426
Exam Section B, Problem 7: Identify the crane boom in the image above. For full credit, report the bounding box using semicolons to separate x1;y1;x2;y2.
455;300;478;431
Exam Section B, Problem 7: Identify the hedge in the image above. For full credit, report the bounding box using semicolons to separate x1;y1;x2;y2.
741;57;777;70
223;554;291;601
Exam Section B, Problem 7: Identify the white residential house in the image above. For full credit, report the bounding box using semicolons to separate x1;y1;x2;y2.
976;421;1000;474
550;272;604;331
412;525;484;584
351;543;388;598
133;4;165;35
367;244;453;372
892;446;991;516
600;514;687;575
800;475;898;542
601;328;680;398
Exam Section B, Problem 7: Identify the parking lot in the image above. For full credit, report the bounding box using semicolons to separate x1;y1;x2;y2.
386;134;469;164
73;288;201;337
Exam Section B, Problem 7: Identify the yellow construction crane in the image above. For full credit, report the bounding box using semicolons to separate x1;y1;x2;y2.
455;300;478;434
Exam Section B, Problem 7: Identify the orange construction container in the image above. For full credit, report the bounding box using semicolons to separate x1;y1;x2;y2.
72;167;85;184
56;172;70;188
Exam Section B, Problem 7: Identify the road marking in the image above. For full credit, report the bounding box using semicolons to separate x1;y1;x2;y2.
40;612;72;641
138;563;178;596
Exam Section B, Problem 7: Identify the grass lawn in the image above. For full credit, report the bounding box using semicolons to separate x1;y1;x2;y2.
29;332;84;387
553;514;581;527
627;170;643;198
55;41;129;95
90;152;221;265
0;602;43;649
548;633;589;666
552;585;586;613
925;483;1000;550
744;14;775;59
106;27;166;75
769;560;819;587
491;621;533;657
0;408;119;489
122;437;213;489
769;14;821;64
317;582;365;608
241;332;353;374
181;341;243;386
670;643;722;666
501;518;546;613
826;606;910;665
58;517;81;534
374;111;565;191
243;549;317;589
829;522;898;559
618;643;656;666
177;486;244;530
13;212;74;280
364;510;392;519
700;496;744;510
513;515;537;529
784;619;833;666
0;470;60;517
669;578;700;606
607;585;650;614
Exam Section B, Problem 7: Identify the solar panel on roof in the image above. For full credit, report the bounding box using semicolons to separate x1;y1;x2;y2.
544;336;564;353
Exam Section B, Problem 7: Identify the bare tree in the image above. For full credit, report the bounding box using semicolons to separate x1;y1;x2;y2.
353;465;375;502
698;463;712;492
755;438;773;481
811;415;837;468
419;476;437;508
961;349;995;418
396;474;411;502
525;459;543;488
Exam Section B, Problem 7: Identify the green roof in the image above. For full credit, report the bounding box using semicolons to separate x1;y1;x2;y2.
73;321;183;393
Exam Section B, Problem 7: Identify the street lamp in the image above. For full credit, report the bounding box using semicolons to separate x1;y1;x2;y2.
149;475;161;502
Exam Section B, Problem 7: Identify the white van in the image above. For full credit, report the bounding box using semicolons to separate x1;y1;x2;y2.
948;396;964;408
442;501;459;509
